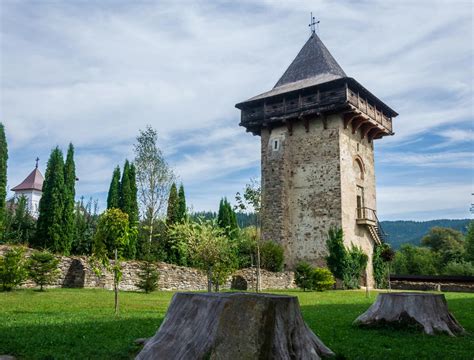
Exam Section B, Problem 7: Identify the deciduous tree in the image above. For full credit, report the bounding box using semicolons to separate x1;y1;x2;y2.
134;126;174;249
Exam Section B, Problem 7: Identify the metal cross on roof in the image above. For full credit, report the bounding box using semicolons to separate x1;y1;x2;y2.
35;157;39;168
308;12;320;35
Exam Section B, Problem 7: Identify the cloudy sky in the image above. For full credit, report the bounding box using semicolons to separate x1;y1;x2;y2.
1;0;472;220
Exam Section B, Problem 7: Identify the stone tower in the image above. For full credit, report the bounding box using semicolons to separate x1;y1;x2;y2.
235;33;398;285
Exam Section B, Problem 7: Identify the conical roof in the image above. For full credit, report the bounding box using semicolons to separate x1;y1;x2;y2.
242;33;348;103
274;33;346;88
11;168;44;192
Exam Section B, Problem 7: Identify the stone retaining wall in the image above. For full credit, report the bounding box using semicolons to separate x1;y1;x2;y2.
391;280;474;293
0;246;296;291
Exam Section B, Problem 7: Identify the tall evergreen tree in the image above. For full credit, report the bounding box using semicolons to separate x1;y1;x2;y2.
0;123;7;230
119;160;132;215
166;183;179;225
107;166;121;209
177;184;186;223
62;143;76;255
217;198;238;237
36;147;65;252
128;163;139;226
120;160;137;259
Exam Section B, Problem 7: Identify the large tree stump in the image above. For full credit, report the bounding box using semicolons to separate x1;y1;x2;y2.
354;292;465;336
136;292;334;360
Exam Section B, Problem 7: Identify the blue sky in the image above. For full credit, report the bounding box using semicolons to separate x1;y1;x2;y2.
1;0;472;220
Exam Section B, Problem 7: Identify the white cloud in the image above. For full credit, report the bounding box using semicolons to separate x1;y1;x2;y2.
1;0;472;217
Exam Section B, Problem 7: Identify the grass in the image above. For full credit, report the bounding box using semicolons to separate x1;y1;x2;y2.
0;289;472;359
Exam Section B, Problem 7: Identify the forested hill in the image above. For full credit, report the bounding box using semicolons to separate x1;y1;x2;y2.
193;211;471;249
380;219;472;249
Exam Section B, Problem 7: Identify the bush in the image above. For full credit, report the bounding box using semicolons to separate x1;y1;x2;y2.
373;244;394;289
326;227;347;281
295;262;334;291
295;262;314;291
343;245;368;289
0;247;27;291
311;267;335;291
260;240;284;272
136;258;160;293
392;244;439;275
442;261;474;276
27;250;60;291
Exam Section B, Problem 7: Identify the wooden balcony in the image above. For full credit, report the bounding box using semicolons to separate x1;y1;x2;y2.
356;207;377;226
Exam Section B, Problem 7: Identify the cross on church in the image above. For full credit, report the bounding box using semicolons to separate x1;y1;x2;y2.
308;12;320;35
35;157;39;168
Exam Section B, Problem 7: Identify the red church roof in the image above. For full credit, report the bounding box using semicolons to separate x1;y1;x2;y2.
11;168;44;192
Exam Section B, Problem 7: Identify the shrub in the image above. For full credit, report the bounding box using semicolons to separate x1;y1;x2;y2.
295;262;313;291
392;244;438;275
260;241;284;272
325;227;347;281
343;245;368;289
295;262;335;291
373;244;394;289
311;267;335;291
136;257;160;293
27;250;60;291
0;247;27;291
442;261;474;276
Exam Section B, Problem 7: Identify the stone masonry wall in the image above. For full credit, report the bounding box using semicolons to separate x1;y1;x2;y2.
261;114;379;287
339;120;377;287
261;115;343;269
0;246;296;291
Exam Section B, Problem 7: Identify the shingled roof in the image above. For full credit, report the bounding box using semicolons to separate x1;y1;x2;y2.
11;168;44;192
243;33;348;102
274;33;346;88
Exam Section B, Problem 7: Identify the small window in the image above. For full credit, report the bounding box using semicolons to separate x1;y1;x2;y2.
272;139;280;151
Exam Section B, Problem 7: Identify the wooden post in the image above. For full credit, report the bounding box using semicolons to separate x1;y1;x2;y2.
114;248;119;316
365;268;369;298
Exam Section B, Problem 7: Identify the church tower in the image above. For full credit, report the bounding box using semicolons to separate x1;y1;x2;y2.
11;160;44;218
235;31;398;285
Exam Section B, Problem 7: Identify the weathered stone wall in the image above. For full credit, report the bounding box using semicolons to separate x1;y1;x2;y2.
261;115;343;269
260;114;379;286
0;246;295;291
339;121;377;287
391;280;474;293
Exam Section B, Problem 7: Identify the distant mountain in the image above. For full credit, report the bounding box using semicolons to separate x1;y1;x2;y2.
380;219;472;249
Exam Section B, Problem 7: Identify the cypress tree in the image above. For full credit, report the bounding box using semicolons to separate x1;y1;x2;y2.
218;198;238;237
166;183;179;225
128;163;139;226
177;184;186;223
0;123;7;229
119;160;132;215
107;166;121;209
120;160;137;259
62;143;76;255
36;147;65;252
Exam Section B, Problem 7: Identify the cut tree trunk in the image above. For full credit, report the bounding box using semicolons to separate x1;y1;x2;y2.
136;292;334;360
354;292;465;336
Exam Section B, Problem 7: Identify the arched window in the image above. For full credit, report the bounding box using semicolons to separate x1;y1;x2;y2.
354;157;365;180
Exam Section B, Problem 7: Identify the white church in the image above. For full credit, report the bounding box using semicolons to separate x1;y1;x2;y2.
11;159;44;218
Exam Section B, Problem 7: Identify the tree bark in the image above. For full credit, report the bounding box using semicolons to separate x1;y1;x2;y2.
354;292;465;336
136;292;334;360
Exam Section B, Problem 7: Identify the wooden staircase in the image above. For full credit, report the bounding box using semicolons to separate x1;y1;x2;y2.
356;207;387;244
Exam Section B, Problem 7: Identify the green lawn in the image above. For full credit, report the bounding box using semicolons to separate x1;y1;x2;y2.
0;289;473;360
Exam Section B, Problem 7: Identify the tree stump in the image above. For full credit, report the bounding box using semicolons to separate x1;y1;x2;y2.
136;292;334;360
354;292;465;336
